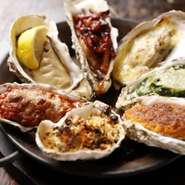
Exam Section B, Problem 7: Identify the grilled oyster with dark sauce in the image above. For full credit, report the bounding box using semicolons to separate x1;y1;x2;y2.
64;0;118;95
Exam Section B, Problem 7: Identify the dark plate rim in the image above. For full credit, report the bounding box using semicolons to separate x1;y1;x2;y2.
3;127;180;178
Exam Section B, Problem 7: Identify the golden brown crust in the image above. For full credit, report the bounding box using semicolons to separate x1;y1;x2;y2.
41;112;121;152
125;102;185;140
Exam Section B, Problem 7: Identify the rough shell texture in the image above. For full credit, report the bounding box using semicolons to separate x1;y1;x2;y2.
116;58;185;110
8;15;93;100
124;96;185;155
126;120;185;155
64;0;118;95
36;101;126;161
113;10;185;88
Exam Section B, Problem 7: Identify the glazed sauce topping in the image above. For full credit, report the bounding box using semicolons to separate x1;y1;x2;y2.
73;11;116;77
0;85;79;127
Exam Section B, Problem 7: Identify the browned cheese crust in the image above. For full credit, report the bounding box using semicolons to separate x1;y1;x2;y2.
125;102;185;140
41;108;121;152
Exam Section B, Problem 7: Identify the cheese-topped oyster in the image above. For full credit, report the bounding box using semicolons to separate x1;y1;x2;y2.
0;83;81;132
36;101;125;160
113;10;185;88
116;58;185;110
64;0;118;95
8;15;92;99
124;96;185;155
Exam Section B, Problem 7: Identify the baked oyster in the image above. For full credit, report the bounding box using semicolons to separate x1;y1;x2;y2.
8;15;92;99
36;101;125;160
113;10;185;88
124;96;185;155
116;58;185;110
0;83;81;132
64;0;118;95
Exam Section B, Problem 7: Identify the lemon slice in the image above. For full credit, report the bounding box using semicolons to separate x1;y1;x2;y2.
17;25;48;70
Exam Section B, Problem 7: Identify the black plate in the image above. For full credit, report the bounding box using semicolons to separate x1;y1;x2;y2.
0;18;180;178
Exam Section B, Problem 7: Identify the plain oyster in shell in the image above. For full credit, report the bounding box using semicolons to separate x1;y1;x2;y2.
8;15;93;99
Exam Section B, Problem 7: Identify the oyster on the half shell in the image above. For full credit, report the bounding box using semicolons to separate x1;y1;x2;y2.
64;0;118;95
116;58;185;110
8;15;92;99
113;10;185;88
124;95;185;155
0;83;81;132
36;101;125;161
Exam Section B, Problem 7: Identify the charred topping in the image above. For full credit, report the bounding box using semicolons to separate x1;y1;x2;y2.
73;10;116;77
65;118;73;126
53;111;120;152
102;105;111;115
102;105;118;122
110;113;118;122
57;121;115;151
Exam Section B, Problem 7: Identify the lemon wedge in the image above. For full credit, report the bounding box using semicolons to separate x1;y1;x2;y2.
17;25;48;70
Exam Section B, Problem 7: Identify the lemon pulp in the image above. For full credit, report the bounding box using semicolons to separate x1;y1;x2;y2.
17;25;48;70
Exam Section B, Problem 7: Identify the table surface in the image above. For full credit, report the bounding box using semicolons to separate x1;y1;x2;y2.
1;0;185;184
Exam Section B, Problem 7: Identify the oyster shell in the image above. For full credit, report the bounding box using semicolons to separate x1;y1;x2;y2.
116;58;185;110
8;15;92;99
36;101;125;161
64;0;118;95
124;96;185;155
113;10;185;88
0;83;81;132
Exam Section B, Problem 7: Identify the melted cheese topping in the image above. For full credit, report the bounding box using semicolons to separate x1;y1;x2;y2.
125;97;185;139
114;18;180;85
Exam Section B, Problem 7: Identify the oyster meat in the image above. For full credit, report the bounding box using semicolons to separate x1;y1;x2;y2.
36;101;125;160
64;0;118;95
113;10;185;88
124;95;185;155
116;58;185;110
8;15;92;99
0;83;81;132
